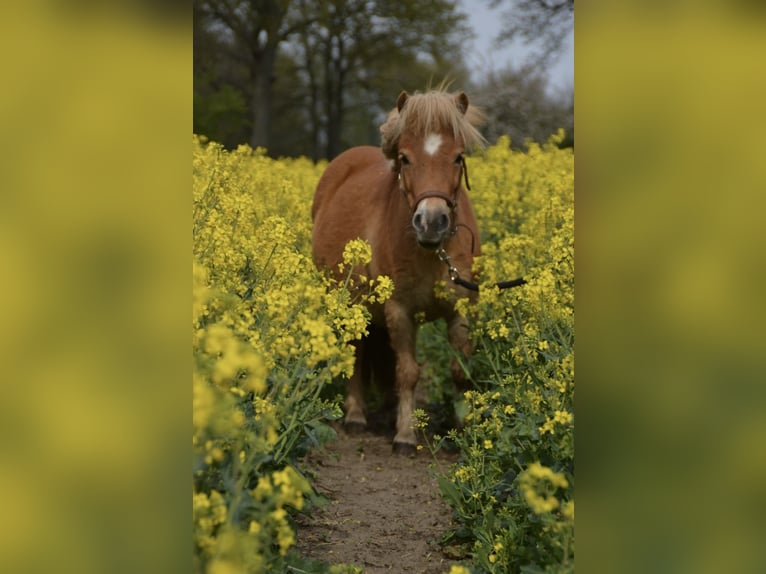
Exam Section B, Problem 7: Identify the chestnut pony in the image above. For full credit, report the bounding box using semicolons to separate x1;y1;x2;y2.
311;89;485;452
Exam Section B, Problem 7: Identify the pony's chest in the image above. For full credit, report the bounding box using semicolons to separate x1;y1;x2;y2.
391;269;452;314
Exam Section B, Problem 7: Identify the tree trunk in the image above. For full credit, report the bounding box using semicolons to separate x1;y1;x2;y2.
250;45;276;151
325;96;341;159
301;31;321;162
324;33;345;160
328;68;345;159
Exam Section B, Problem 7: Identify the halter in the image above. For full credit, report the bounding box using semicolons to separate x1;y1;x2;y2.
396;156;476;253
397;155;471;214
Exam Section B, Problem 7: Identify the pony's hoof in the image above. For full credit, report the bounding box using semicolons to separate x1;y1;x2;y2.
392;441;417;456
344;421;367;435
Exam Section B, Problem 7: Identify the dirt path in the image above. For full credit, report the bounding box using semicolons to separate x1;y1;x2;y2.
296;427;460;573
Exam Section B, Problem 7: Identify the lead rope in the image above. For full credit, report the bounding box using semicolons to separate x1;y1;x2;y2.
436;247;526;292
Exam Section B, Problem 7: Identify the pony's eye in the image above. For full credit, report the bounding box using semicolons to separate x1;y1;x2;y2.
399;154;410;166
455;154;464;165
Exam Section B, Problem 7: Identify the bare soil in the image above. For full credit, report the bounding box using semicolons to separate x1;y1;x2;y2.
296;425;460;573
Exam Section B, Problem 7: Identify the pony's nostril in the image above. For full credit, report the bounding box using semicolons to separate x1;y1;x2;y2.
413;213;424;231
438;213;449;231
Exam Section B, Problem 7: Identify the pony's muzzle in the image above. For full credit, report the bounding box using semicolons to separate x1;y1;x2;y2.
412;197;451;249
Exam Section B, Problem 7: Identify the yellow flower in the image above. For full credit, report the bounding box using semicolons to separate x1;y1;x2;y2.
372;275;395;302
518;462;569;515
539;409;573;435
271;507;287;522
553;409;573;425
207;559;239;574
562;500;575;521
276;525;295;556
252;476;272;501
454;465;474;482
192;491;210;511
341;238;372;267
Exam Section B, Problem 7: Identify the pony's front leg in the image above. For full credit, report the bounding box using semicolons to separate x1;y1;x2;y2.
384;300;420;453
344;340;368;434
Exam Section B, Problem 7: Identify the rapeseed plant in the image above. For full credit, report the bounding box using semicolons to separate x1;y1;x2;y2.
436;133;574;573
192;137;384;572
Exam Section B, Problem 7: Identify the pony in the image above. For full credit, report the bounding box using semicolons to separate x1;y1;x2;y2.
311;88;486;453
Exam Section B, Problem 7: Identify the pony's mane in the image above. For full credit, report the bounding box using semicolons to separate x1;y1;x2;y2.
380;89;486;160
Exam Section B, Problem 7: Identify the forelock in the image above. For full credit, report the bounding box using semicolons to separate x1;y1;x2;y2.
380;89;486;160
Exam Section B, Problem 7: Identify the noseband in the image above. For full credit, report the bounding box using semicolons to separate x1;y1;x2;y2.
397;155;471;213
397;156;476;253
412;190;457;211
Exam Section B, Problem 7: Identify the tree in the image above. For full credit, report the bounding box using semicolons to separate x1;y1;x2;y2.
291;0;473;159
471;63;573;149
194;0;474;158
195;0;314;150
194;0;252;147
489;0;574;65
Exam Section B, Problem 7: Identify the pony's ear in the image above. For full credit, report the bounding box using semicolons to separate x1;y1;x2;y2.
455;92;468;114
455;92;469;115
396;91;409;112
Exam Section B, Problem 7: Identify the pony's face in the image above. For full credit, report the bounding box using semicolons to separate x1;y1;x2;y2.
397;129;465;249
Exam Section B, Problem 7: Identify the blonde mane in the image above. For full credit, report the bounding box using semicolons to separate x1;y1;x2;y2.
380;89;486;160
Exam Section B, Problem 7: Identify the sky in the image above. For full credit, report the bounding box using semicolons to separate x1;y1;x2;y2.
459;0;574;95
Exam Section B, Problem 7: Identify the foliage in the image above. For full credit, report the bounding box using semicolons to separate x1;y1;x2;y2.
192;136;391;572
432;133;574;573
194;0;473;158
471;64;573;150
489;0;574;65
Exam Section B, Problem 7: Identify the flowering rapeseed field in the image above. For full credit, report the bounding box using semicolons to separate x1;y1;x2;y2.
438;134;574;573
193;137;389;572
192;132;573;573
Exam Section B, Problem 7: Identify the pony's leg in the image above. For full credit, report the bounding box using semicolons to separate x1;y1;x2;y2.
344;339;368;433
384;300;420;452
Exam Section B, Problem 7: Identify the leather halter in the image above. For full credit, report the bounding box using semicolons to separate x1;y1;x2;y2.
396;155;471;214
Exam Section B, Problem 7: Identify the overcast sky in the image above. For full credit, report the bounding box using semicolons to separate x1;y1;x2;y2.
459;0;574;95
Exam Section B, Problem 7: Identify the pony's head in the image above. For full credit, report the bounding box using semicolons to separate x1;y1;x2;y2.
380;89;486;249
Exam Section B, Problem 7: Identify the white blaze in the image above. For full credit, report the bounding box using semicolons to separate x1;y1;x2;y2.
423;133;443;156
